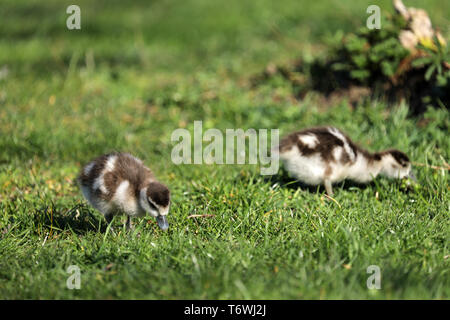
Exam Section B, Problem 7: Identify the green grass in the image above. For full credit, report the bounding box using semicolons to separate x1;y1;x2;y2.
0;0;449;299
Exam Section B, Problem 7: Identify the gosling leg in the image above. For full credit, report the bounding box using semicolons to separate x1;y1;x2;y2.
324;179;334;196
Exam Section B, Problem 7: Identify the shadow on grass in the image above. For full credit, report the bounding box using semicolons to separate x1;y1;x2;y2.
32;203;109;235
258;168;376;194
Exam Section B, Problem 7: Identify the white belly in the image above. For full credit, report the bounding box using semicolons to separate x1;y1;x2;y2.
80;185;113;215
327;163;350;183
279;145;380;187
280;148;326;185
81;181;145;217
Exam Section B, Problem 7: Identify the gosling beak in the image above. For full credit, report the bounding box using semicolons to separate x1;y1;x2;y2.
156;215;169;231
408;171;417;182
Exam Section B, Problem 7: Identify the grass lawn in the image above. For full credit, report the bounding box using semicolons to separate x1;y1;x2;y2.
0;0;449;299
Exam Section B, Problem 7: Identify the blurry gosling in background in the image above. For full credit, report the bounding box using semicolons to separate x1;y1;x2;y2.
78;152;170;231
278;127;416;195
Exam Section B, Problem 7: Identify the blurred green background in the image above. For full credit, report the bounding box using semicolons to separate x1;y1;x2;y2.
0;0;448;299
2;0;448;76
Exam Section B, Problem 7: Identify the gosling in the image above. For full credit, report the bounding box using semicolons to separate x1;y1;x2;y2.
278;126;416;195
78;152;170;230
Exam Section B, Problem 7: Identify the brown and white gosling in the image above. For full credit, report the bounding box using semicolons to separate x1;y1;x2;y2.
278;126;416;195
78;152;170;230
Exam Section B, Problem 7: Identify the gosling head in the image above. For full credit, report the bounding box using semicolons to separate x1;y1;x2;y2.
139;181;171;230
378;149;416;181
